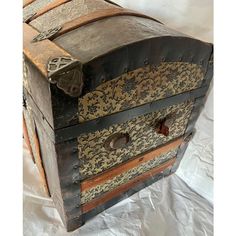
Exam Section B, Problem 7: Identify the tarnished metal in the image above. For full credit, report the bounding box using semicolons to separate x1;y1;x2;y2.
47;57;84;97
31;26;62;42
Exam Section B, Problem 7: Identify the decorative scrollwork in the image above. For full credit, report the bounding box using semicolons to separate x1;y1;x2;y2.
31;26;62;42
47;57;76;76
47;57;84;97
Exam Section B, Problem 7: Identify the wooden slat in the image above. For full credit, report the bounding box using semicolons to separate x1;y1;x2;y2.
23;114;35;162
82;158;176;213
23;23;71;77
33;126;50;196
23;0;36;8
81;138;183;192
51;8;162;39
30;0;72;22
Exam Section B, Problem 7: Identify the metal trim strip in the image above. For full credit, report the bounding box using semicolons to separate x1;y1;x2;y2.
55;86;208;143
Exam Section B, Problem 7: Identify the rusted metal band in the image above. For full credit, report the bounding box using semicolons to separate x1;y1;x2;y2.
29;0;72;22
47;8;162;40
81;138;183;192
82;158;175;213
23;0;36;8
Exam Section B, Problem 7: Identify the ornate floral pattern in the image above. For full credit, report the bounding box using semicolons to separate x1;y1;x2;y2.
78;62;204;122
81;149;177;204
77;100;194;179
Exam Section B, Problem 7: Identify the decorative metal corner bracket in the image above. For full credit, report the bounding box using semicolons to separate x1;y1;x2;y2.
23;12;37;23
31;26;62;43
47;57;84;97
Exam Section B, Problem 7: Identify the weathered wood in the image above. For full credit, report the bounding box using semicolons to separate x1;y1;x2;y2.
30;0;72;22
23;113;35;162
50;8;162;39
33;125;50;196
81;138;183;192
32;116;67;225
82;158;176;213
23;59;79;131
23;23;72;77
23;0;36;8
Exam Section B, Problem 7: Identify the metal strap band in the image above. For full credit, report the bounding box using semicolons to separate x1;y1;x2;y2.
44;8;162;40
29;0;72;22
54;86;208;143
23;0;36;8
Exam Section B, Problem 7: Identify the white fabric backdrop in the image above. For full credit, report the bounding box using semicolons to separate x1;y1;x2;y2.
23;0;213;235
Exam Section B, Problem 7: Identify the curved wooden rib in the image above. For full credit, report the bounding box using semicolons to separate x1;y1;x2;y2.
82;158;176;213
23;0;36;8
29;0;72;22
51;8;162;39
81;138;183;192
23;23;71;77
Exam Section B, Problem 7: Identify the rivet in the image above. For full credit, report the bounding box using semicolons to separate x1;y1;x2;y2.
76;204;80;208
144;59;149;65
73;164;79;170
123;67;128;73
101;75;106;83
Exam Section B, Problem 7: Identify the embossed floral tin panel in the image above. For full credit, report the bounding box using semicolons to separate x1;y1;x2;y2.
78;62;204;122
77;100;194;179
81;148;178;204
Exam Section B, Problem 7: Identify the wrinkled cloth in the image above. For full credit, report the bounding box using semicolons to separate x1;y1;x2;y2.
23;0;213;235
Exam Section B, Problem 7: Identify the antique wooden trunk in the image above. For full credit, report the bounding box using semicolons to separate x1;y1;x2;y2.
23;0;213;231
